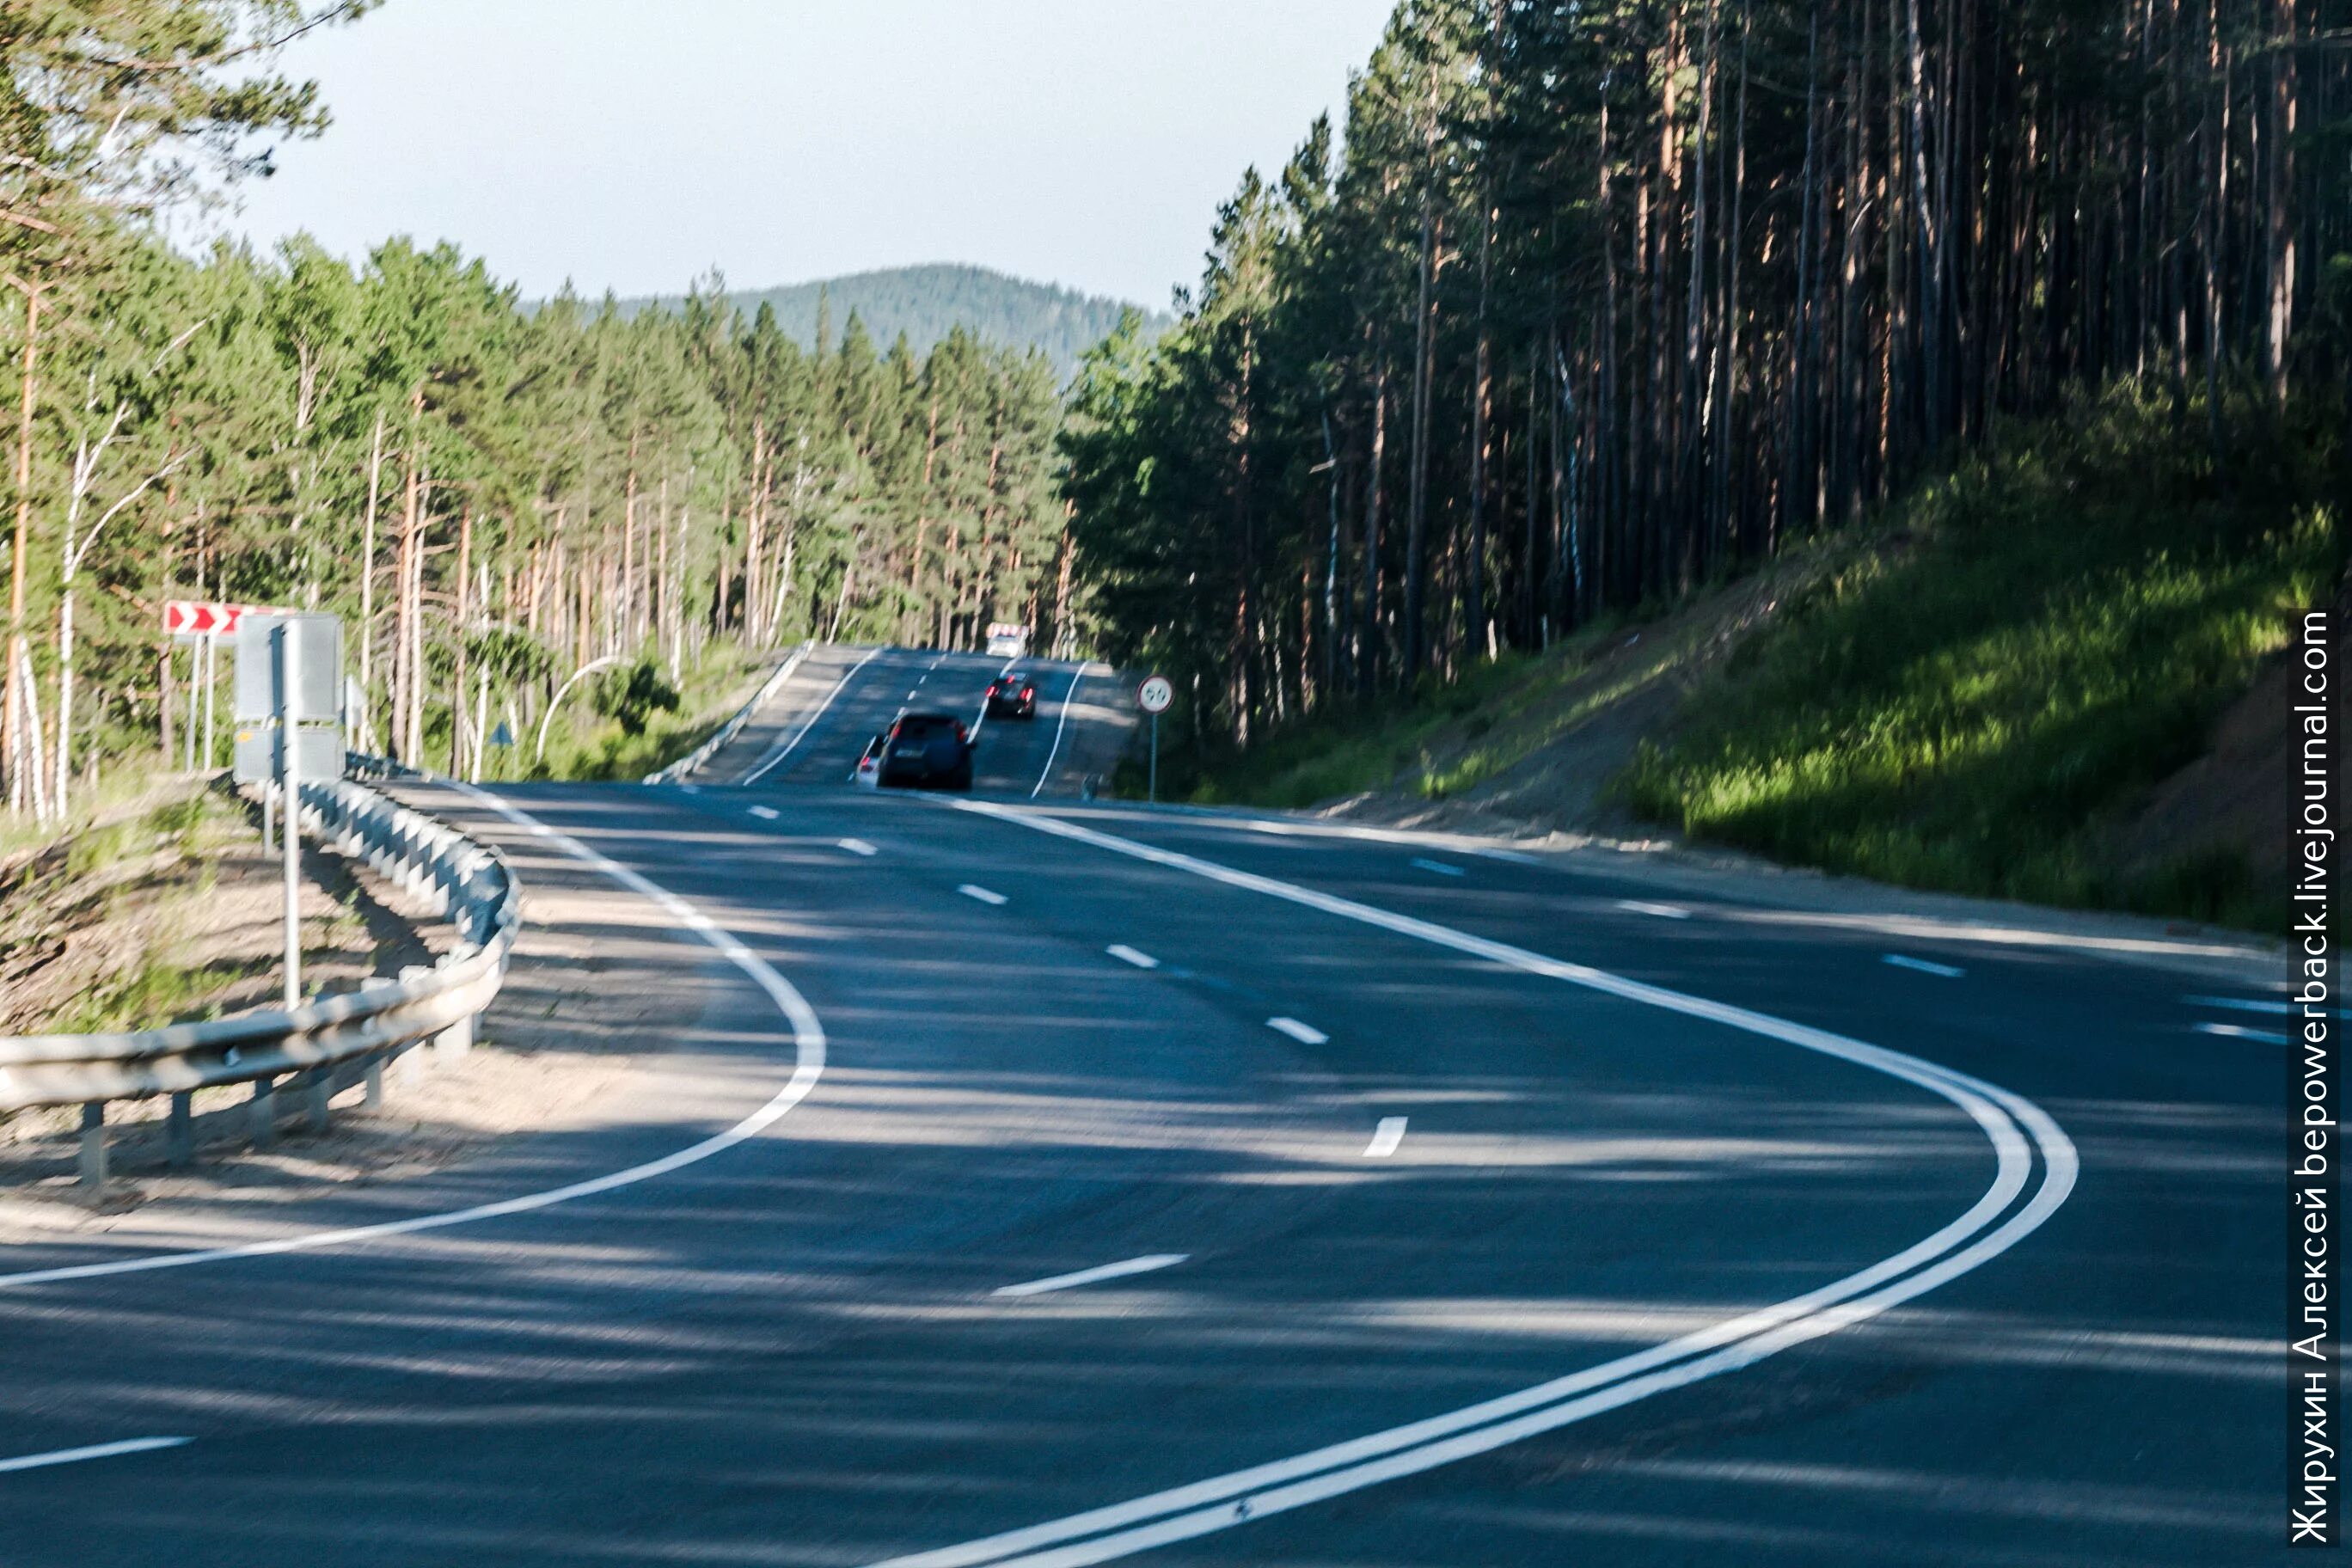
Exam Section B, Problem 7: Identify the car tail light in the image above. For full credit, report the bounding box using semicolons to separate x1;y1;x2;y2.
1021;686;1033;699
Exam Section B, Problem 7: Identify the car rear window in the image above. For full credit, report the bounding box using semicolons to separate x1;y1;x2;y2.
894;714;959;738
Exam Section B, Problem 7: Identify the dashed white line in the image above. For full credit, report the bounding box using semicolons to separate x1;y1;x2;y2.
1107;945;1160;969
993;1253;1190;1299
1363;1118;1408;1158
1266;1017;1328;1045
2185;995;2312;1016
1617;899;1691;919
1883;953;1966;978
748;805;780;821
959;884;1008;906
839;838;879;857
2196;1021;2291;1044
1410;858;1465;877
909;798;2075;1568
0;1436;191;1474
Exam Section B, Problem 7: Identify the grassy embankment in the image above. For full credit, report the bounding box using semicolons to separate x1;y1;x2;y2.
475;640;775;784
1185;388;2343;930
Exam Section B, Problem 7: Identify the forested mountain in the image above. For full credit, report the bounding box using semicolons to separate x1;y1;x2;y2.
0;4;1071;822
616;265;1169;378
1065;0;2349;752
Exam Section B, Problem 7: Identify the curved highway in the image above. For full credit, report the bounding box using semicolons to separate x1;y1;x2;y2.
0;644;2287;1566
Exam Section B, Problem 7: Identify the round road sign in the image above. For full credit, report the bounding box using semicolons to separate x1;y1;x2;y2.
1136;675;1173;714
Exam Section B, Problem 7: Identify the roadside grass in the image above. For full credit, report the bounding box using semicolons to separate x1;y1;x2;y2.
1176;626;1646;809
1620;384;2343;929
505;641;770;783
49;952;263;1033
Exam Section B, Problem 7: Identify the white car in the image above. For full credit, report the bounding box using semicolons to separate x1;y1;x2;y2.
985;621;1027;659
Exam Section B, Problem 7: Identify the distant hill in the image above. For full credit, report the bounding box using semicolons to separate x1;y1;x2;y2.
616;264;1169;377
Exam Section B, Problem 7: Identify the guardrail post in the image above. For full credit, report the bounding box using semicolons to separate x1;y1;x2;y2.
363;1057;383;1109
77;1103;106;1189
398;965;434;1084
250;1074;276;1149
303;1069;331;1132
166;1092;193;1169
435;1014;473;1063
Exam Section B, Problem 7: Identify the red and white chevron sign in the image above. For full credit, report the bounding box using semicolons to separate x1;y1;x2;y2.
162;599;271;636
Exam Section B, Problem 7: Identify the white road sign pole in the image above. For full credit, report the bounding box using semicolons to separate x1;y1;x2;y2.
1136;675;1173;804
277;623;302;1009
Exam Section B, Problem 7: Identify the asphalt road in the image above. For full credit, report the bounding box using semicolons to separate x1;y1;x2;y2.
0;644;2290;1565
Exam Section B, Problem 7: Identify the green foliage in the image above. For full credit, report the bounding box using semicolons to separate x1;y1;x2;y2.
52;954;258;1034
617;265;1171;380
598;659;682;735
1619;387;2345;930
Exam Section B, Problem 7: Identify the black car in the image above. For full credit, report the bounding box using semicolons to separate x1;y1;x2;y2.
985;673;1038;720
862;712;974;790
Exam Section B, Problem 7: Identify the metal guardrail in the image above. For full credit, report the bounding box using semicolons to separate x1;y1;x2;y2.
644;641;815;785
0;774;520;1183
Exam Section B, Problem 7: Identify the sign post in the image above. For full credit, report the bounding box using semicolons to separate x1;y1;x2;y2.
1136;674;1173;804
276;622;302;1008
227;612;341;1013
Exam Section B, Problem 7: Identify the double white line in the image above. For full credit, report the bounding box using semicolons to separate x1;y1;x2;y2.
875;803;2078;1568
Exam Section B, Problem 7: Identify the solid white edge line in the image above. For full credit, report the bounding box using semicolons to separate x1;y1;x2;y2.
993;1253;1190;1299
1032;665;1087;799
872;801;2076;1568
749;805;780;820
1363;1118;1407;1158
840;838;880;857
959;884;1009;906
740;645;885;784
1106;945;1159;970
0;783;828;1292
1883;953;1966;978
1266;1017;1327;1045
0;1436;192;1474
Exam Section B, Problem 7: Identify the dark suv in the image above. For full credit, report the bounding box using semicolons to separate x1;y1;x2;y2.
985;674;1038;720
862;712;974;790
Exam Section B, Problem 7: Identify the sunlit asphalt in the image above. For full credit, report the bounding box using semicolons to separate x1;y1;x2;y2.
0;645;2283;1566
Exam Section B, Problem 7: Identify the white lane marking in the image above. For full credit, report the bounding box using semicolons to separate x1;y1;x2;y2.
959;884;1008;906
1106;944;1159;969
1409;857;1464;877
0;1436;192;1474
1883;953;1966;978
894;801;2075;1568
1032;665;1087;799
1617;899;1690;919
1363;1118;1407;1158
0;785;828;1292
748;805;780;821
2196;1021;2291;1044
2184;995;2320;1016
1266;1017;1327;1045
907;690;920;700
993;1253;1190;1299
839;838;879;857
740;645;885;783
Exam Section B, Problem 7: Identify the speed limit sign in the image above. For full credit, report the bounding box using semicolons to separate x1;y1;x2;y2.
1137;675;1173;714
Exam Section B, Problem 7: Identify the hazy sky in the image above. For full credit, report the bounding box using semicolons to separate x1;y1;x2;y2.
218;0;1396;309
